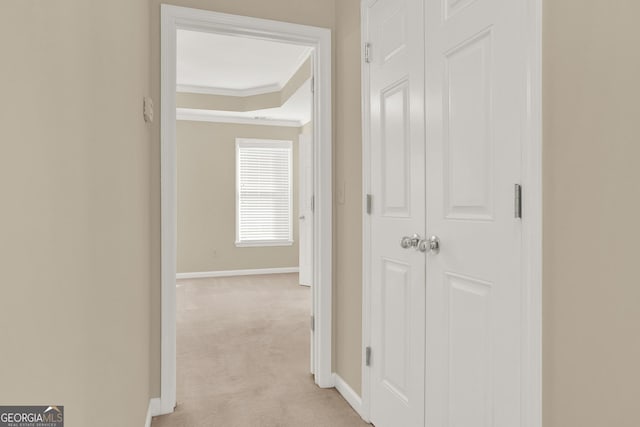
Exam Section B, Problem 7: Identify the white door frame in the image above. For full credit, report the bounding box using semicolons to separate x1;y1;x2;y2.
159;5;333;415
298;131;314;288
360;0;542;425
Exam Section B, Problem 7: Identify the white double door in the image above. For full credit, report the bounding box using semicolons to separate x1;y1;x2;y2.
366;0;526;425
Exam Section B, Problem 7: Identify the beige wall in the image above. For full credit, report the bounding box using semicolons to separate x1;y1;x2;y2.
177;121;300;273
150;0;338;397
333;0;363;395
0;1;151;426
543;1;640;426
5;1;635;423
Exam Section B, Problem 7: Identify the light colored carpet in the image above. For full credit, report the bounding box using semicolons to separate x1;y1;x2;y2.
151;273;369;427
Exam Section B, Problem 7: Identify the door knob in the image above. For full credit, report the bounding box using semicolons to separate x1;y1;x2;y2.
418;235;440;254
299;215;305;220
400;236;413;249
400;234;421;249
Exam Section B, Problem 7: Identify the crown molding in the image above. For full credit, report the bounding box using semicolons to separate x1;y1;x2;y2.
176;108;303;127
176;82;281;97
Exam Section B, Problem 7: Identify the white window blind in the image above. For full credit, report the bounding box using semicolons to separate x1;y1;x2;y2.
236;139;293;246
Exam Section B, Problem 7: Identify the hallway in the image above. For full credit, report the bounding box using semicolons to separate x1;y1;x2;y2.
151;273;368;427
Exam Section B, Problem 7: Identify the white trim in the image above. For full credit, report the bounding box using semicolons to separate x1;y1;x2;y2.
149;398;161;417
234;138;294;149
160;5;178;415
145;398;161;426
521;0;543;425
333;373;367;422
176;82;281;97
161;4;334;414
359;0;542;424
234;240;294;247
144;401;151;427
176;109;303;127
359;1;373;422
176;267;300;280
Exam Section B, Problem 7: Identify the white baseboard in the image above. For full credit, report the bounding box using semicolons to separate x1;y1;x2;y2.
145;398;157;427
333;373;367;422
176;267;299;280
149;398;162;418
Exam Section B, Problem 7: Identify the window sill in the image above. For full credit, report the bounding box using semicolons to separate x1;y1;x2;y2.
235;240;294;248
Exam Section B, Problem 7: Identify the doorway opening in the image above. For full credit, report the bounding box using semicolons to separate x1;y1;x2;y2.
158;5;333;415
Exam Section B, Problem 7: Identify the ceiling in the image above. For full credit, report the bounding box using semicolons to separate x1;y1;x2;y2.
177;29;312;95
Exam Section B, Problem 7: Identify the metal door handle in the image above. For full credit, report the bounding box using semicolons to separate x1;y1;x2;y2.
400;234;421;249
418;235;440;254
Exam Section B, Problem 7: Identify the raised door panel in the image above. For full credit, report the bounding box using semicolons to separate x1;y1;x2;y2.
445;273;493;427
443;30;493;221
381;81;411;217
381;258;411;402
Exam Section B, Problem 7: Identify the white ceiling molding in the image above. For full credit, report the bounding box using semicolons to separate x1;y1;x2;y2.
176;79;312;125
176;108;304;128
176;82;281;97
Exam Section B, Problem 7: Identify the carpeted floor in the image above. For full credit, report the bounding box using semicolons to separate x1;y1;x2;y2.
151;273;370;427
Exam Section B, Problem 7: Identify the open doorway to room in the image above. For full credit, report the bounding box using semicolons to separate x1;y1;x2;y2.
154;5;346;426
173;30;314;284
173;28;316;412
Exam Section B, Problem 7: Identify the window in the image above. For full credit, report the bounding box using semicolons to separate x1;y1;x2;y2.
236;139;293;247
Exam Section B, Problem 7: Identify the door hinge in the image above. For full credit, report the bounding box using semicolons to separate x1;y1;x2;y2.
514;184;522;219
366;194;372;215
310;195;315;213
364;42;372;63
365;346;372;366
310;315;315;331
311;76;315;94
